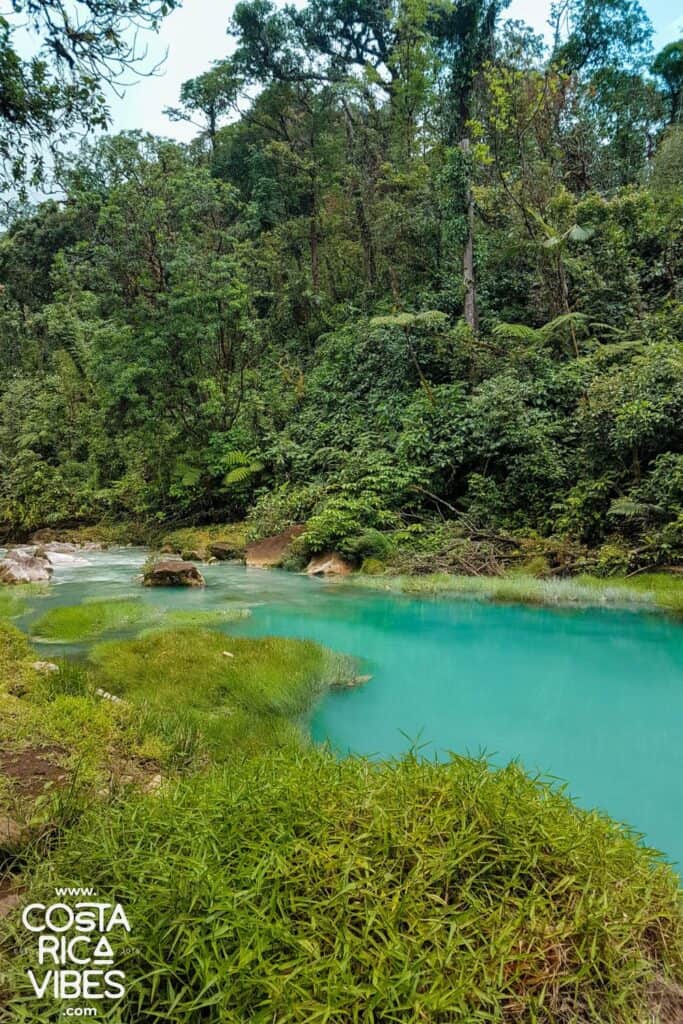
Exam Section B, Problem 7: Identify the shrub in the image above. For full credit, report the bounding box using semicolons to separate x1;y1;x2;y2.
303;497;399;555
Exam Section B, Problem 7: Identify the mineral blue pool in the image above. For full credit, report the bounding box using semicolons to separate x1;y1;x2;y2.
16;548;683;868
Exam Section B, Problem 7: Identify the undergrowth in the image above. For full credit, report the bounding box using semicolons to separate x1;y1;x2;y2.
3;749;682;1023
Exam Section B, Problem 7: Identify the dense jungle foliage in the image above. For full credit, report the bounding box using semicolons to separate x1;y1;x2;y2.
1;0;682;573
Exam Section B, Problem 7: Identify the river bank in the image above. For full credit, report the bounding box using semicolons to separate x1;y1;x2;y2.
1;548;683;1021
4;518;683;619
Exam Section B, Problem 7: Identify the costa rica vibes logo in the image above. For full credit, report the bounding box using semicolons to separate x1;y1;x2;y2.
21;889;131;1014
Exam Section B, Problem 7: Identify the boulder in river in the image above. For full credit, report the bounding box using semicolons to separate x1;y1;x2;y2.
245;525;305;568
0;549;53;584
305;552;353;576
143;559;205;587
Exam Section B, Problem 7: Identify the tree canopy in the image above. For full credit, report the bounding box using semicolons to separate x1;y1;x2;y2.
0;0;681;574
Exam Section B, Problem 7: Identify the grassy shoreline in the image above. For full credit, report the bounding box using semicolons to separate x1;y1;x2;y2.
352;569;683;617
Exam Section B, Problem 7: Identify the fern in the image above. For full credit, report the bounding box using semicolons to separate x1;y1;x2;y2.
222;451;264;488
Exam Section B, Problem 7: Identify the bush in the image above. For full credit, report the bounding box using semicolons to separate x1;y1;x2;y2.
302;497;399;556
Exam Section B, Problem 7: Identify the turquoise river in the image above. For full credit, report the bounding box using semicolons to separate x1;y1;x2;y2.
12;547;683;870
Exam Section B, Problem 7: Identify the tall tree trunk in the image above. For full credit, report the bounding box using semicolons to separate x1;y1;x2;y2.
460;138;478;334
309;175;320;292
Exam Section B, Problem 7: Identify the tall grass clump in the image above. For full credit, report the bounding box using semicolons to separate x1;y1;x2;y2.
31;599;149;641
0;590;29;620
89;628;355;760
5;749;682;1023
31;600;251;642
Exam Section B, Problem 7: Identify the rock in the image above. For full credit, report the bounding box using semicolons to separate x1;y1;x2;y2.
5;546;39;559
221;650;234;658
43;542;77;553
245;525;305;568
332;673;373;690
95;687;127;704
31;529;57;543
0;549;53;584
0;891;23;918
46;551;92;567
143;773;163;793
209;541;244;561
143;559;205;587
32;661;59;674
0;816;23;849
305;552;353;576
181;549;203;562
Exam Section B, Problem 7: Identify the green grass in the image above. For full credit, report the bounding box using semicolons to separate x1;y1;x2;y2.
577;572;683;616
86;626;356;762
0;620;35;691
4;749;682;1023
90;627;351;718
31;598;149;640
0;590;29;619
355;570;683;615
154;607;250;629
30;599;251;641
160;521;247;559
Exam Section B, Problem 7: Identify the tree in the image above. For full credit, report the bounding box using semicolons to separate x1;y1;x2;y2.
652;40;683;125
550;0;653;74
0;0;179;195
165;60;242;152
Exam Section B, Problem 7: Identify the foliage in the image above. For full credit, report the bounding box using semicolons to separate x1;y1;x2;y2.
4;748;682;1022
0;4;681;569
0;0;179;197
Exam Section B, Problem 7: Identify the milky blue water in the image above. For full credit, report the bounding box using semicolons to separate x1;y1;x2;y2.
13;548;683;868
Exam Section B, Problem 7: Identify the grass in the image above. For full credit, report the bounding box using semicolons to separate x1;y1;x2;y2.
91;627;352;719
355;569;683;616
3;748;682;1024
30;599;250;642
160;521;247;560
577;572;683;616
87;627;357;763
0;624;135;820
0;616;350;825
0;590;29;619
30;598;149;640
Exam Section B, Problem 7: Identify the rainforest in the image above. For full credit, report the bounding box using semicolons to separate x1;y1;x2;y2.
0;0;682;1020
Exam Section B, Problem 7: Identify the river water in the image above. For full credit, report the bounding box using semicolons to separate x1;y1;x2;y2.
12;547;683;869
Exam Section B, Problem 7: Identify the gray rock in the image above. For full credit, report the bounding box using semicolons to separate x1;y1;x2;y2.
32;661;59;674
209;541;244;561
46;551;92;567
305;552;353;576
0;550;53;584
